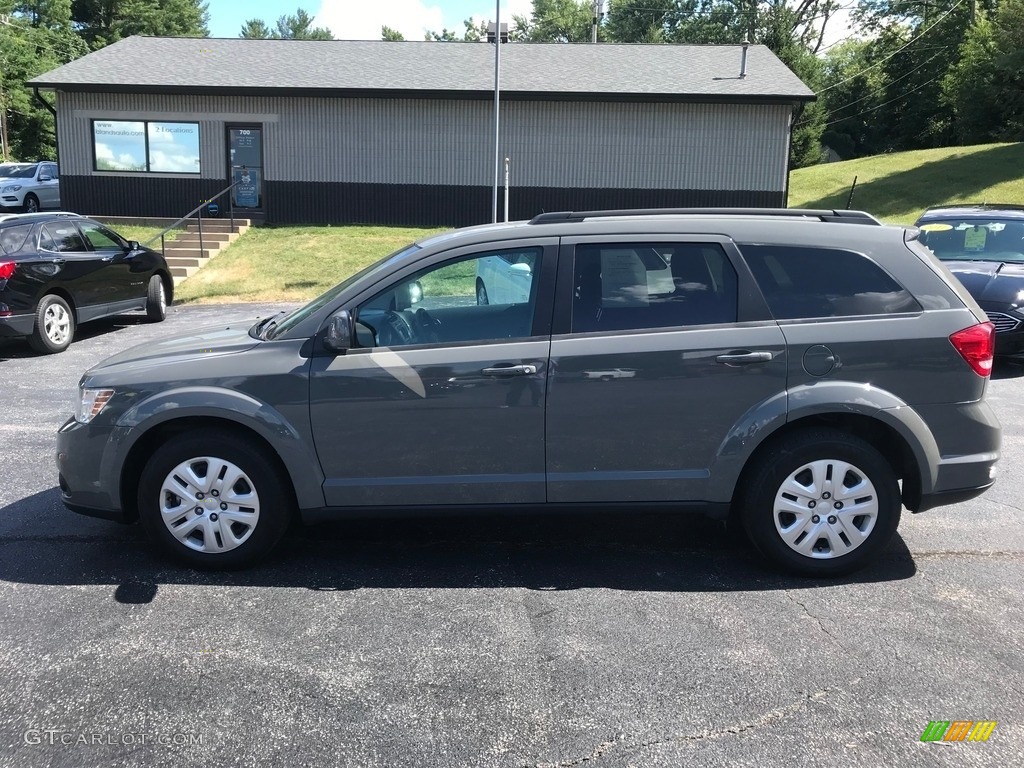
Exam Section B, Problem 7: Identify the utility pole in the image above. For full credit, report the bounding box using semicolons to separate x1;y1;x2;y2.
591;0;605;43
490;3;504;224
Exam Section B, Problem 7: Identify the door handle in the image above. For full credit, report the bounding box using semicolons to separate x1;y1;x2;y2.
716;351;774;365
481;364;537;376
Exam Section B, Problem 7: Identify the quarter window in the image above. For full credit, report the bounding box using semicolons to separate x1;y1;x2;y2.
571;242;738;333
740;244;920;320
0;224;34;255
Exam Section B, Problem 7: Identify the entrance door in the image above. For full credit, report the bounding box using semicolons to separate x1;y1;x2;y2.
227;126;263;211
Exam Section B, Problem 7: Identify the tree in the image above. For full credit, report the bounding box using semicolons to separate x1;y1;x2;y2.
239;7;332;40
72;0;209;50
1;0;88;160
514;0;591;42
424;18;488;41
381;25;404;41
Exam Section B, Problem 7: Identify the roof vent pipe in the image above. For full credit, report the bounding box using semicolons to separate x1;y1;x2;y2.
740;39;749;79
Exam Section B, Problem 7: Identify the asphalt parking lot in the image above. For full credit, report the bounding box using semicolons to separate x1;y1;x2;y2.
1;303;1022;768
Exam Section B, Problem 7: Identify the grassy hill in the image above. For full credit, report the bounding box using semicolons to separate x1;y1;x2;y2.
788;142;1024;225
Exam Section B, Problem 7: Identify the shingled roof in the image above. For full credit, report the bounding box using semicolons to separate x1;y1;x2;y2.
30;36;815;103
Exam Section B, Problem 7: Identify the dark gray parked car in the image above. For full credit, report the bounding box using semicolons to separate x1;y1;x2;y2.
57;209;1001;575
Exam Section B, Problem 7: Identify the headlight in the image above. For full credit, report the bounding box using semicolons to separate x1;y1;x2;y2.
0;185;22;193
76;388;115;423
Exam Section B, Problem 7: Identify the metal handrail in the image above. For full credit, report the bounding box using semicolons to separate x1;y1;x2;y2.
144;181;241;259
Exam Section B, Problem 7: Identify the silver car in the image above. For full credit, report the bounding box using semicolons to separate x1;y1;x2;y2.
0;162;61;213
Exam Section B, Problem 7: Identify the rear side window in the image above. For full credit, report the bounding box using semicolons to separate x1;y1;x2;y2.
40;223;88;253
571;242;738;333
740;244;920;320
0;224;34;255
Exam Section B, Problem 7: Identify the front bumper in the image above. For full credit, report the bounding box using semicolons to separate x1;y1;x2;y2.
56;417;132;522
0;197;24;210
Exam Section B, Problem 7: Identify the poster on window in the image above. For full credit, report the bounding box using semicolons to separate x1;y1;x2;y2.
233;167;261;208
93;121;146;172
147;122;201;173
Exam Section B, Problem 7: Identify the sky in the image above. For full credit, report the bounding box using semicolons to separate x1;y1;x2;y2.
206;0;533;41
205;0;854;48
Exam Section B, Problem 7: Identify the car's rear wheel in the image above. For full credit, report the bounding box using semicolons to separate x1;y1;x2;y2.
28;294;75;354
739;428;901;576
146;275;168;322
138;432;293;568
476;278;489;306
23;194;39;214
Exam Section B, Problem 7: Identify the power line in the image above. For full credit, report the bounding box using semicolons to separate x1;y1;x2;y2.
815;0;963;94
814;72;946;129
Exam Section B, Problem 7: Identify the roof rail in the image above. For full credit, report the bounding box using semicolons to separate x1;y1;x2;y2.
0;211;82;223
923;203;1024;212
528;208;882;226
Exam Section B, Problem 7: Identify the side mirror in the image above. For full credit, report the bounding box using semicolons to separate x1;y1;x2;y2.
394;281;423;310
38;175;52;182
509;262;532;276
324;310;353;353
127;240;141;252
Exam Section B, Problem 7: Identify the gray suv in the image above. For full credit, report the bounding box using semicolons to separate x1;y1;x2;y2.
56;209;1001;576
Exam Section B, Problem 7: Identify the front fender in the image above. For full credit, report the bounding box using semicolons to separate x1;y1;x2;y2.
111;386;325;510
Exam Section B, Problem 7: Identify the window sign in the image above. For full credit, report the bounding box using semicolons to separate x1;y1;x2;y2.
233;167;261;208
147;122;201;173
92;120;201;173
93;121;146;172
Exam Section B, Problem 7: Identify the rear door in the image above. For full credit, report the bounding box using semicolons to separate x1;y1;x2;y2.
38;221;107;310
546;235;788;504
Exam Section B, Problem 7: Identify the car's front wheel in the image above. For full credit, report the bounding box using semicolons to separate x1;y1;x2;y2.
146;275;168;322
23;194;39;213
740;428;901;576
28;294;75;354
138;432;293;568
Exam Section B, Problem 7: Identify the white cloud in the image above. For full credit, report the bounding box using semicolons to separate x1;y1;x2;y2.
315;0;446;41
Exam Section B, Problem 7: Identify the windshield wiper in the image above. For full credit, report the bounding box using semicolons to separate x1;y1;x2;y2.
252;313;283;340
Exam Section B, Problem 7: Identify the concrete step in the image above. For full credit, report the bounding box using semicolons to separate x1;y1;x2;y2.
170;265;200;279
183;222;249;234
171;232;234;244
165;247;215;259
166;256;206;268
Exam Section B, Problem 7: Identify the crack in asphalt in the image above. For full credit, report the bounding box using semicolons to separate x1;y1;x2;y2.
525;687;834;768
785;591;844;647
985;499;1024;514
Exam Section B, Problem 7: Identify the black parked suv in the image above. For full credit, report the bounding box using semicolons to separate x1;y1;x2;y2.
915;204;1024;358
0;213;172;353
57;209;1000;576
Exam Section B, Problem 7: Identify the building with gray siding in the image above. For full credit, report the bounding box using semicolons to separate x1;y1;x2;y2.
30;37;814;226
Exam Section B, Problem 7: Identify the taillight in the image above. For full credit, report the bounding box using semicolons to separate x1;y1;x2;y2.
0;261;15;280
949;322;995;377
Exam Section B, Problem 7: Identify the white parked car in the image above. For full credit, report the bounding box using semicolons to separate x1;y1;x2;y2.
475;251;536;305
0;162;61;213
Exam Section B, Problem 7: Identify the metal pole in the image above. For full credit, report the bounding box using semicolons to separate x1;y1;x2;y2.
492;0;501;224
504;157;509;222
592;0;599;43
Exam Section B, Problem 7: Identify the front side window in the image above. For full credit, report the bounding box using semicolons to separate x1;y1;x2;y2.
571;242;738;333
741;244;920;320
78;221;126;251
355;248;541;348
40;223;88;253
93;120;200;174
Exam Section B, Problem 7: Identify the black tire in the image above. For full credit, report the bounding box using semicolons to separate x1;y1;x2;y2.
476;278;489;306
739;428;901;577
137;431;293;568
22;194;40;213
146;275;168;322
28;294;75;354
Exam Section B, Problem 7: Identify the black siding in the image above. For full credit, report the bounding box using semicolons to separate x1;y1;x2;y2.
63;175;230;218
265;182;782;227
64;175;783;227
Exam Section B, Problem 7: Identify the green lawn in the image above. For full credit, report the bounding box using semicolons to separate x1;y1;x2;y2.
175;224;444;304
788;142;1024;225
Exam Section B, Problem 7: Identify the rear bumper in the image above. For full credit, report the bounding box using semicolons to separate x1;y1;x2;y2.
0;313;35;338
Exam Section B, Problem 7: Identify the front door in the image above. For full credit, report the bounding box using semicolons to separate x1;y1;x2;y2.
546;236;788;503
309;240;557;507
227;126;263;211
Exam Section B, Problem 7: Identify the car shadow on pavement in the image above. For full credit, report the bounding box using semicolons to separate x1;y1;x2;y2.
0;314;151;360
992;358;1024;380
0;488;917;603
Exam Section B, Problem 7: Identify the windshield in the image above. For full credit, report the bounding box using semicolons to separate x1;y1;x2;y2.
919;218;1024;263
263;243;421;340
0;164;38;179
